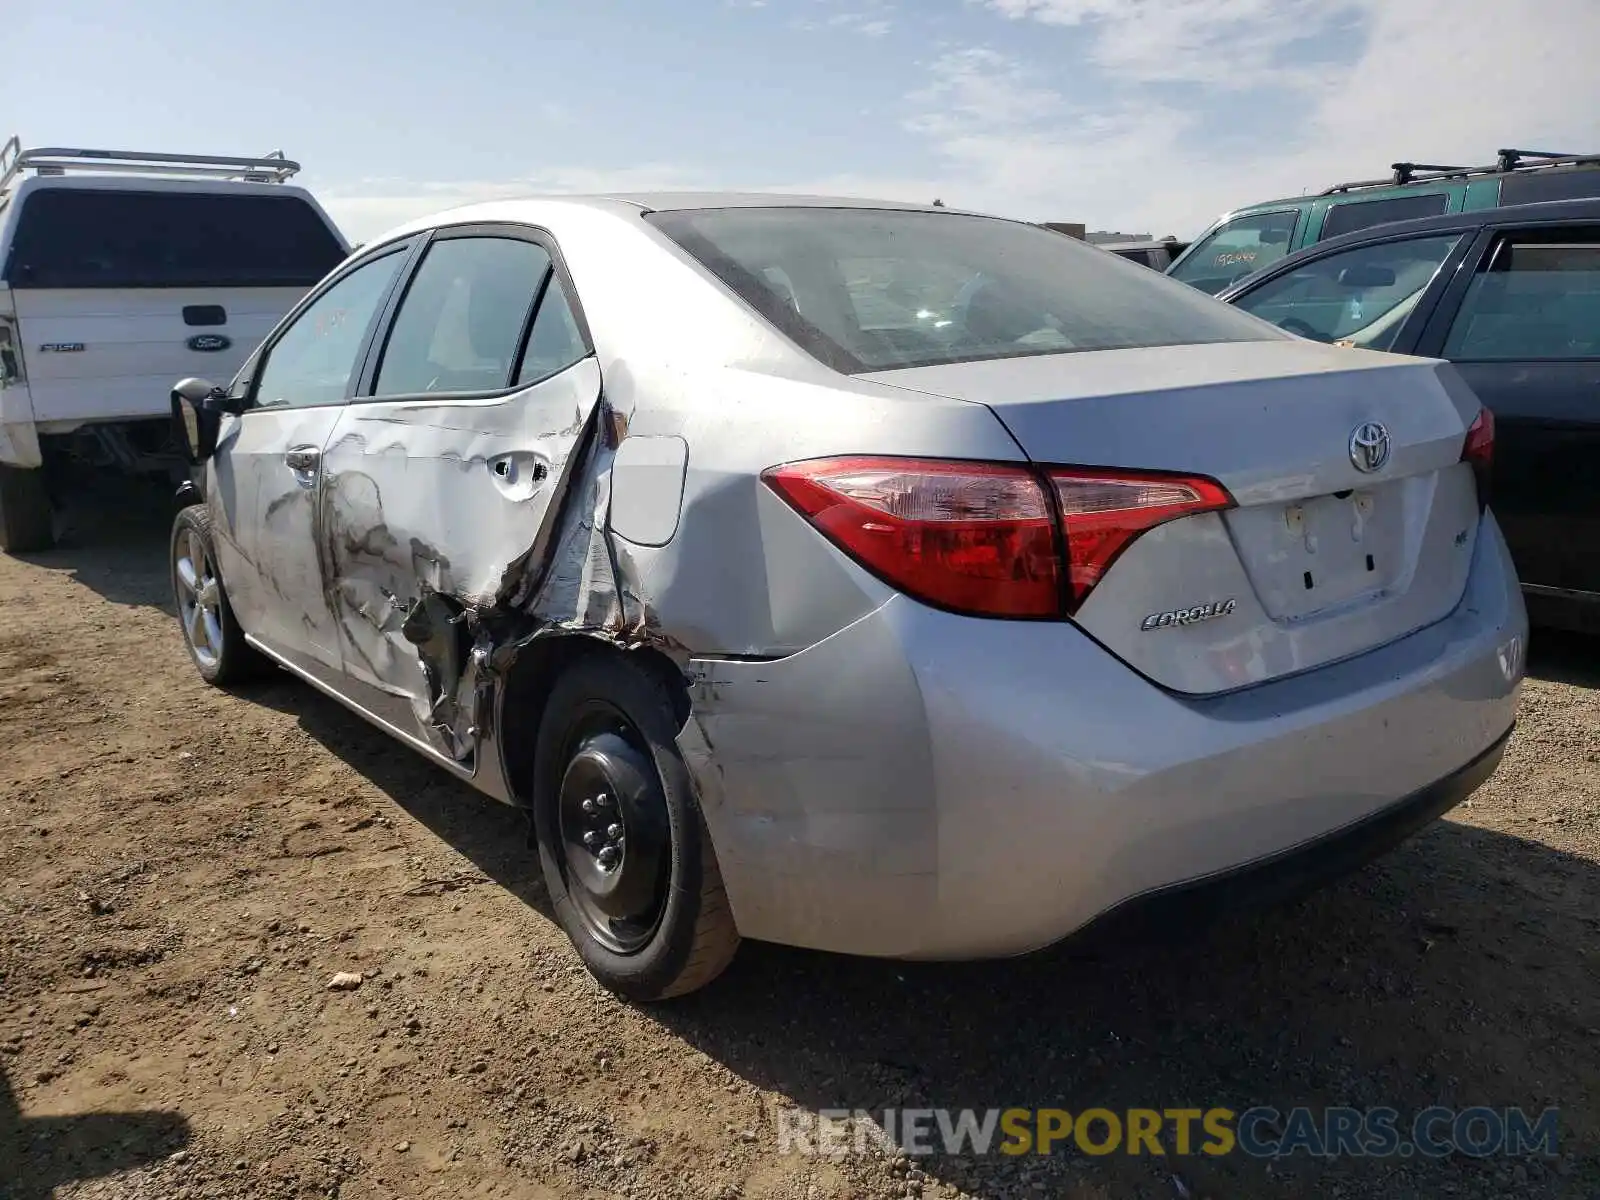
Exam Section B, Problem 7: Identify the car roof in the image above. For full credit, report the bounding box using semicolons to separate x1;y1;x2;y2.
1216;197;1600;298
363;191;997;248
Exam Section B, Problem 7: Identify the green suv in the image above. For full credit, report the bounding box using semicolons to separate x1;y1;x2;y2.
1166;148;1600;295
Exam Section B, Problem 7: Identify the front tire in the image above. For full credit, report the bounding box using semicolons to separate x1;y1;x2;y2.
170;505;265;686
533;651;739;1001
0;463;55;553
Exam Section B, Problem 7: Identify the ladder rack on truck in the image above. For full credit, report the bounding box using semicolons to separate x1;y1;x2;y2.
0;135;301;196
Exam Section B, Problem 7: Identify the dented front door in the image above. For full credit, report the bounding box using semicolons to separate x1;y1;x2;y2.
210;247;412;674
314;230;601;760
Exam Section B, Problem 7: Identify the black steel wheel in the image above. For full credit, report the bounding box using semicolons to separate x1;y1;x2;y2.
555;705;672;953
532;650;739;1001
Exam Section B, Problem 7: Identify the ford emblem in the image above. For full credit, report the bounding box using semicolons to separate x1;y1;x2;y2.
187;333;232;353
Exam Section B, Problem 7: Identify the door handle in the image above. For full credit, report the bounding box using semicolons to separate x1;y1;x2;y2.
285;446;320;471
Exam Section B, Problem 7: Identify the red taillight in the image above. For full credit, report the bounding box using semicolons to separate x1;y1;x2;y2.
761;457;1061;617
1048;468;1235;609
1462;406;1494;508
761;456;1234;618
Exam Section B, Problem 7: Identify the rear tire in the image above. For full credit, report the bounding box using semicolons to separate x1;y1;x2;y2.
0;463;55;553
532;651;740;1001
170;505;267;686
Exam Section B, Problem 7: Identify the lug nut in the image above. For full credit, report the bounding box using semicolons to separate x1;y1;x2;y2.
581;799;596;815
597;846;618;868
606;823;622;839
595;793;610;809
583;831;599;847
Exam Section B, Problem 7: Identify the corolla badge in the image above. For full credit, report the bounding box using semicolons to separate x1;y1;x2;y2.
1349;421;1391;473
187;333;232;353
1141;598;1237;631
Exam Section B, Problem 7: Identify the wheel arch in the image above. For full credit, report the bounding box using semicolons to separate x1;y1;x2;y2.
496;633;691;806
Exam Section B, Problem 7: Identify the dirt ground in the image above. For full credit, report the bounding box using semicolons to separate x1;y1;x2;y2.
1;482;1597;1200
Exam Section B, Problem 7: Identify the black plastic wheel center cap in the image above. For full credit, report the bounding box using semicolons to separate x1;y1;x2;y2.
557;731;668;925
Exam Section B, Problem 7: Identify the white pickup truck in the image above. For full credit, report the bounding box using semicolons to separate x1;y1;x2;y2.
0;139;350;550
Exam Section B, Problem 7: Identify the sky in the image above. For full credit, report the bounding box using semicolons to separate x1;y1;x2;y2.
8;0;1600;245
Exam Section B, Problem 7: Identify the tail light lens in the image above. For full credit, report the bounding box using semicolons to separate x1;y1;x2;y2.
761;457;1061;617
762;456;1234;618
1461;406;1494;509
1049;469;1235;608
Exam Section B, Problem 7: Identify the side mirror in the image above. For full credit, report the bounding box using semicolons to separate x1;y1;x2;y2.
170;377;232;464
1337;264;1396;288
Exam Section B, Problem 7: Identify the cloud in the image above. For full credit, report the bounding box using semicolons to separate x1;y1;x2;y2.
980;0;1362;88
914;0;1600;233
315;0;1600;245
792;0;895;36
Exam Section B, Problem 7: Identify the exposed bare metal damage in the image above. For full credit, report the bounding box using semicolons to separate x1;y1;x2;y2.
236;353;695;793
296;355;681;767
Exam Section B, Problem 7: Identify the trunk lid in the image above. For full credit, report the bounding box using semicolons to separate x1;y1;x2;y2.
863;340;1486;694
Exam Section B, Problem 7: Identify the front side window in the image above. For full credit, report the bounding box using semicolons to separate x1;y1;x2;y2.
373;237;551;396
650;207;1284;374
1167;210;1300;294
1229;234;1462;351
251;251;406;410
1443;234;1600;361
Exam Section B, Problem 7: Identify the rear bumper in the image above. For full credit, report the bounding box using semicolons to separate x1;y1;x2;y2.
1050;722;1511;953
682;510;1527;960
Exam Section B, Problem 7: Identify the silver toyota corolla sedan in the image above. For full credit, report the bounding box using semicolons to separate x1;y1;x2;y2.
166;194;1526;1001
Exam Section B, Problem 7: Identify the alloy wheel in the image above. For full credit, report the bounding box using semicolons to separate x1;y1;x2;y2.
174;527;224;670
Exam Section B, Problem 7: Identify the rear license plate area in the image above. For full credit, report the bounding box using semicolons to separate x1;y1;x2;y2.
1226;484;1406;621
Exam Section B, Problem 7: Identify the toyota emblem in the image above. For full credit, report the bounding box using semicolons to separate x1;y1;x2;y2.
1348;421;1391;474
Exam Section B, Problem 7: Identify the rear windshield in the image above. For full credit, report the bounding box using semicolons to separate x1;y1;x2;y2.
647;207;1283;373
4;188;347;289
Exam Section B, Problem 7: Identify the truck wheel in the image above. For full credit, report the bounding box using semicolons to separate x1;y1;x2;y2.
532;651;740;1001
0;463;55;553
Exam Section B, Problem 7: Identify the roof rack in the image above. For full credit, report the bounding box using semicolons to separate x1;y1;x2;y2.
0;135;301;194
1320;148;1600;195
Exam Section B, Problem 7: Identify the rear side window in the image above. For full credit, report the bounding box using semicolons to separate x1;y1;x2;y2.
515;278;587;386
650;207;1282;374
1319;193;1449;241
373;236;551;397
1442;233;1600;360
1498;168;1600;206
3;188;346;289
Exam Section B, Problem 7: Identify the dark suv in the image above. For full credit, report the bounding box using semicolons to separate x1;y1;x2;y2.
1218;197;1600;633
1169;149;1600;296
